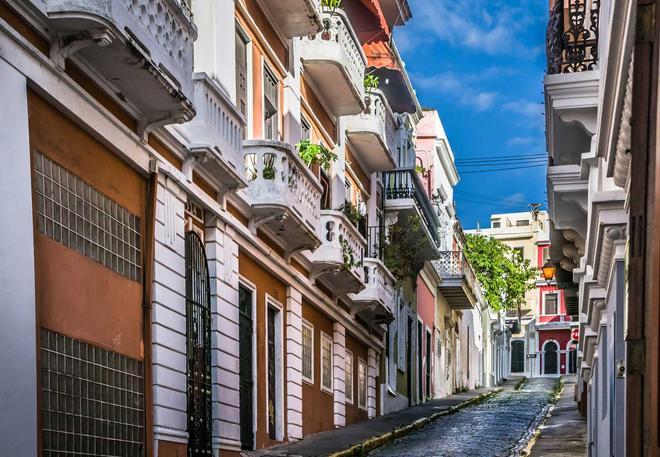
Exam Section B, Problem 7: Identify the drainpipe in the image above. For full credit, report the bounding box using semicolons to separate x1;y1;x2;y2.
142;164;158;457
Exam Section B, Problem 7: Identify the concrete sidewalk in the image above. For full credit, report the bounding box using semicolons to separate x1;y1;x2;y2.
245;379;520;457
527;376;587;457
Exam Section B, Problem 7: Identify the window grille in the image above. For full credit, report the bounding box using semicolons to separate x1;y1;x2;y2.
320;333;333;393
33;151;142;282
358;359;367;410
40;328;144;456
301;322;314;383
345;350;353;404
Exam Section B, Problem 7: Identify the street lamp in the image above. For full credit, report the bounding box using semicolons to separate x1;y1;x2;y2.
542;259;556;284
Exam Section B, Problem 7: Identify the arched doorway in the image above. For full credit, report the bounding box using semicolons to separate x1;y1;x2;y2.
185;231;213;456
511;340;525;373
543;341;559;375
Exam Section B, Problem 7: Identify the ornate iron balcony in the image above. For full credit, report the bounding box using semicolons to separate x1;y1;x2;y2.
546;0;600;74
383;169;441;248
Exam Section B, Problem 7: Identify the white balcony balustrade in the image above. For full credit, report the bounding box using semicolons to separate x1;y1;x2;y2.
346;90;398;172
45;0;197;127
309;211;367;298
434;251;479;309
300;8;366;116
243;140;322;256
177;74;246;194
350;258;396;327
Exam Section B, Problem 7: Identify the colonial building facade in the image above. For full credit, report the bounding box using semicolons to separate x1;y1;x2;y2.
0;1;499;456
544;0;660;455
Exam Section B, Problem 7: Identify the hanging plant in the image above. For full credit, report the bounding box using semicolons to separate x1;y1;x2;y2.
380;215;427;281
296;139;338;170
415;164;427;176
340;237;361;271
364;74;380;92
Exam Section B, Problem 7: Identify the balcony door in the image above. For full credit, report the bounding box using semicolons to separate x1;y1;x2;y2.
185;231;212;456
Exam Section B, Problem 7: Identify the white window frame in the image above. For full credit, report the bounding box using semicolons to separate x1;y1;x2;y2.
358;357;368;411
301;319;314;385
236;24;253;140
542;291;560;316
345;349;354;405
320;331;333;394
264;294;285;441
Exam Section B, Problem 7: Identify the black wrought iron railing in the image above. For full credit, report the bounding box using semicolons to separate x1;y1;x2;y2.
546;0;600;74
365;225;384;260
382;169;441;247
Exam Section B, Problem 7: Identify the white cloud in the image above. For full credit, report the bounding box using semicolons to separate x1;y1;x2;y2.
473;92;498;111
405;0;544;57
503;100;543;118
506;136;537;147
412;71;501;112
503;192;527;204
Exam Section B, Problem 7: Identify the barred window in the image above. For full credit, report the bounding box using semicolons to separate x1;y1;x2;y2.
41;328;144;456
33;151;142;281
358;358;367;410
302;321;314;384
320;332;333;393
345;350;354;404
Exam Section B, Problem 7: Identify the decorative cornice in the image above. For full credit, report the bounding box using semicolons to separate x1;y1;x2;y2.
613;55;633;188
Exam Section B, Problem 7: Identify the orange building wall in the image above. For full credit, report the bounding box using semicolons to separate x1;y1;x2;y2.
28;91;146;361
301;301;335;436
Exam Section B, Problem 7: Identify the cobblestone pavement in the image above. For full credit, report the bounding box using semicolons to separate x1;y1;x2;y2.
369;378;557;457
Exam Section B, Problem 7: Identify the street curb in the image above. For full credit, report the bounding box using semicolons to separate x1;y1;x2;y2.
328;388;503;457
510;378;564;457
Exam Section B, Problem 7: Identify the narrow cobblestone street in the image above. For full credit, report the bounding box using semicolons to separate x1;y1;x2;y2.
369;379;557;457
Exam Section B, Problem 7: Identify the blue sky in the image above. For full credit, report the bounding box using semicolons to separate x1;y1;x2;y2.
395;0;548;229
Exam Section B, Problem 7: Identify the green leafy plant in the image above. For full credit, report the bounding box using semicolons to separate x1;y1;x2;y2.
415;164;427;176
340;237;361;271
364;74;380;91
296;139;337;170
322;0;342;8
463;234;537;312
262;166;276;180
337;202;364;227
380;216;427;281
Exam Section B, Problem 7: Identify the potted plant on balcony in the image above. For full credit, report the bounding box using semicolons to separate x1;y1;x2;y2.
320;0;342;39
296;139;337;170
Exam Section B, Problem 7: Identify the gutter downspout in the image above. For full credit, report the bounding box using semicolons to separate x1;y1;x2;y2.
143;165;158;456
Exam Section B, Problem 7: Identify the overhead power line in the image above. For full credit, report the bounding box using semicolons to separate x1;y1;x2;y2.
459;163;547;174
454;153;547;163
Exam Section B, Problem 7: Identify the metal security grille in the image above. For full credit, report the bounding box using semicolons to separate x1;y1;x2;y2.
185;231;213;457
40;328;144;456
33;151;142;282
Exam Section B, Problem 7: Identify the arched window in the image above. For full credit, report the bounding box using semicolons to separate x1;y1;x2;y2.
186;231;212;456
511;340;525;373
543;341;559;375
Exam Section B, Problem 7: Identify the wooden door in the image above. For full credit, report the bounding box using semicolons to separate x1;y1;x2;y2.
239;286;254;449
267;308;277;440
